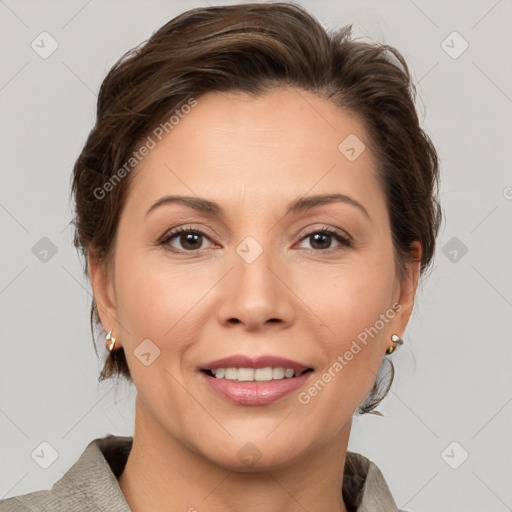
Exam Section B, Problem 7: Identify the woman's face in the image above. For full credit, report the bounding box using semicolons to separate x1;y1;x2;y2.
90;88;418;470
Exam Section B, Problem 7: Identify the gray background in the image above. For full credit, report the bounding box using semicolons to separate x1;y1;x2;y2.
1;0;511;510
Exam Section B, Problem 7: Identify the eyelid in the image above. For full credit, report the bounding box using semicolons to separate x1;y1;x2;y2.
297;224;352;242
157;224;216;247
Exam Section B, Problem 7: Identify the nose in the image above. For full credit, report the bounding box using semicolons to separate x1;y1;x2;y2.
216;243;296;332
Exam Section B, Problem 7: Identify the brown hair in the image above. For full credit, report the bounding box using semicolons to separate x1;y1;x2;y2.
71;2;441;414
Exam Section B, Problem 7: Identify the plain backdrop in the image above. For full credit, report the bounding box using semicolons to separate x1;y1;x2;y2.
1;1;511;511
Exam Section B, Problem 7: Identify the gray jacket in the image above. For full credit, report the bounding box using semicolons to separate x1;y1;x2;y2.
0;435;404;511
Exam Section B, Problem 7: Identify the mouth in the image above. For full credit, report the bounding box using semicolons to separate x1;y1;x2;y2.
199;354;314;383
201;367;314;382
199;360;315;405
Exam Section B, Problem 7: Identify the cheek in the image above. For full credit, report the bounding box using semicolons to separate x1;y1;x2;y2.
113;252;218;367
300;253;397;406
112;253;205;419
326;276;395;341
314;250;396;341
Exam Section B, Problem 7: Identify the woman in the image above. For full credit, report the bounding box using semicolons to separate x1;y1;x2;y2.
1;2;440;511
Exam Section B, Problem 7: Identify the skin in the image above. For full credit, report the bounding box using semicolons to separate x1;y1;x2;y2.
88;88;421;512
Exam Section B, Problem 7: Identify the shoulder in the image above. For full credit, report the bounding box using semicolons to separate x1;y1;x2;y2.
0;436;132;512
344;451;408;512
0;489;61;512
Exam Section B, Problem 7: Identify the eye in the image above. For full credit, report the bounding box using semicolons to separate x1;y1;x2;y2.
160;225;352;253
160;227;215;252
297;227;352;252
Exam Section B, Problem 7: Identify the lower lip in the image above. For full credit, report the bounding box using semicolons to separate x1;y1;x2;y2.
200;371;313;405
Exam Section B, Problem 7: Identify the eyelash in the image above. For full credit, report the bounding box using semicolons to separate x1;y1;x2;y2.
159;225;352;254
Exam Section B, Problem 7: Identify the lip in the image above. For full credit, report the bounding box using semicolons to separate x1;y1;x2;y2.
199;355;312;374
199;370;313;405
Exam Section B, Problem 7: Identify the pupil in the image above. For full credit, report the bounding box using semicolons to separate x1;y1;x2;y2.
311;233;330;250
182;233;201;250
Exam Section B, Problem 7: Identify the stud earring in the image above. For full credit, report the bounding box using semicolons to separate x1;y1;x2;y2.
386;333;403;355
106;331;116;352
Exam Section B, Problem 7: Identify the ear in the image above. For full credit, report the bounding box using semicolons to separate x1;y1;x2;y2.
87;246;121;346
392;241;422;335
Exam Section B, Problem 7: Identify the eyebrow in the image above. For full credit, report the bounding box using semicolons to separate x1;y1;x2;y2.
145;193;370;220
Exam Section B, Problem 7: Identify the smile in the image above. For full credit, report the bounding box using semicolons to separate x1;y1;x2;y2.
203;367;313;381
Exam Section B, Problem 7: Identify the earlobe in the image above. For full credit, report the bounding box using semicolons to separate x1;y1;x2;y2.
87;247;119;337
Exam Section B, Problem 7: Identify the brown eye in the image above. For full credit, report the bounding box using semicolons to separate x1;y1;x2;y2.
298;228;351;252
161;228;212;252
309;232;332;250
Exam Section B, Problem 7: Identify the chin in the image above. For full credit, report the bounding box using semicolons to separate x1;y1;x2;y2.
193;432;314;473
211;448;305;473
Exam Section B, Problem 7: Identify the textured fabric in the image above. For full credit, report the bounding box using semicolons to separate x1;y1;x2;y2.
0;436;132;512
0;435;402;511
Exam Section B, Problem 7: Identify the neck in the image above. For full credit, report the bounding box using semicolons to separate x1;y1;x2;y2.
118;396;350;512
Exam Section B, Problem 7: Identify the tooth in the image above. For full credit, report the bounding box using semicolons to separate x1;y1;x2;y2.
237;368;255;382
210;366;303;381
254;367;273;381
272;367;285;380
225;368;238;380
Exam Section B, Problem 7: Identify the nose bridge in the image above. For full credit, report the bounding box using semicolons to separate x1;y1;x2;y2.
217;232;295;329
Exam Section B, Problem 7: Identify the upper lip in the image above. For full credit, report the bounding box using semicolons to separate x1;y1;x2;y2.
199;355;313;373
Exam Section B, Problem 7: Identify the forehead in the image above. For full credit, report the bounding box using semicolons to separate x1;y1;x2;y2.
125;88;382;216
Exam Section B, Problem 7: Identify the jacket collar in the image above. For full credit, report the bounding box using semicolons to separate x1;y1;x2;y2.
58;435;400;512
